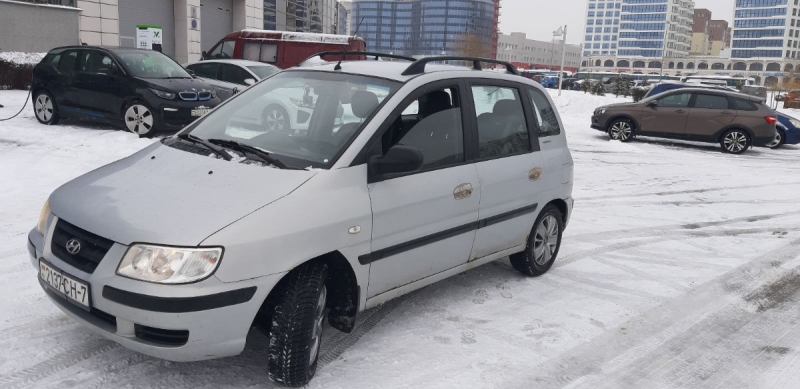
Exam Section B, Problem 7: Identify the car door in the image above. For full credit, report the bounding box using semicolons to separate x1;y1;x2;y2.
218;63;253;99
53;50;79;112
640;91;692;137
186;62;233;99
74;50;121;118
467;82;545;259
365;81;481;298
684;92;737;141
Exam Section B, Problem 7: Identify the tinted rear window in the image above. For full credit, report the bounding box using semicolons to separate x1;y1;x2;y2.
733;98;757;111
693;94;730;110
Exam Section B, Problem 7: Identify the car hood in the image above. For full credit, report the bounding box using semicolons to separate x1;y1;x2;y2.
49;142;317;246
143;77;214;92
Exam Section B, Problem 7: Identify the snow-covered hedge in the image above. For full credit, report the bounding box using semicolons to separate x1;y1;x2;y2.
0;52;45;90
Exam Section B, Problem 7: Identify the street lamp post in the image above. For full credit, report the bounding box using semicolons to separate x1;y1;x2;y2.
660;21;670;78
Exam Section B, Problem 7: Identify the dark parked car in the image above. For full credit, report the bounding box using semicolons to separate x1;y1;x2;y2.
770;112;800;148
561;78;578;90
591;88;777;154
31;46;221;137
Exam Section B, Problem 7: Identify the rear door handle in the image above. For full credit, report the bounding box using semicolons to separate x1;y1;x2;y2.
453;183;473;200
721;111;734;114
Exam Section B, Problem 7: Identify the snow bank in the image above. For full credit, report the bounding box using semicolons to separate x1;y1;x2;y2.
0;52;46;66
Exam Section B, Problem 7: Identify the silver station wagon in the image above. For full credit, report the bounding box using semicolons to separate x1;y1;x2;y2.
29;53;574;386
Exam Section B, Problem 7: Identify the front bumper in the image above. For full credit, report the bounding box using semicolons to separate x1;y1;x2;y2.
784;129;800;145
591;114;607;131
149;98;221;130
29;219;282;362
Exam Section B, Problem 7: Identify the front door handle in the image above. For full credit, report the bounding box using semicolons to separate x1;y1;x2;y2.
453;183;473;200
675;109;686;113
721;111;734;114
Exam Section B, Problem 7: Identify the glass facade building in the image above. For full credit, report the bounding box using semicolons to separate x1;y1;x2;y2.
731;0;798;58
351;0;497;57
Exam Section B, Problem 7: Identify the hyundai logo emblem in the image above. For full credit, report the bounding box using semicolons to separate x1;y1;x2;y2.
65;239;81;255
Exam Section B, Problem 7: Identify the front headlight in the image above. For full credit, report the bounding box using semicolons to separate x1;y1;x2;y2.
149;88;176;100
790;119;800;129
117;244;222;284
36;199;50;235
595;108;606;115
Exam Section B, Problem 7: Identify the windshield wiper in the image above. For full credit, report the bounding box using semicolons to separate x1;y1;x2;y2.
177;133;232;161
207;139;292;169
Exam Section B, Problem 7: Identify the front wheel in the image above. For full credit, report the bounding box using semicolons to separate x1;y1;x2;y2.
509;205;563;277
767;129;785;149
608;119;634;142
123;102;157;137
33;91;59;125
720;129;750;154
267;260;328;387
262;104;291;133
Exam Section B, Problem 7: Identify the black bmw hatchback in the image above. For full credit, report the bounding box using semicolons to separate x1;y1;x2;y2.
31;46;221;137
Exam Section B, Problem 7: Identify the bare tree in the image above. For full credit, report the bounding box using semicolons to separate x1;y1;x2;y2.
453;32;492;60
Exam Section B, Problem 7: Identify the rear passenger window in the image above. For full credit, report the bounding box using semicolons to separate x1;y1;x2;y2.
58;51;78;75
188;63;220;79
527;87;561;137
733;98;758;111
693;94;729;109
471;86;530;158
382;87;464;170
241;42;278;63
220;64;250;85
48;53;62;66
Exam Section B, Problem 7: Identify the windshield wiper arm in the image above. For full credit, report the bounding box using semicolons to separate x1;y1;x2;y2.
177;133;232;161
207;139;292;169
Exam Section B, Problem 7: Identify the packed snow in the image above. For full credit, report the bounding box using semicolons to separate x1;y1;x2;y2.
1;88;800;388
0;52;46;66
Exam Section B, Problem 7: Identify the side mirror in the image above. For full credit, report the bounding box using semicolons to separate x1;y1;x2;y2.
647;101;658;108
186;69;196;77
244;78;256;86
368;145;423;181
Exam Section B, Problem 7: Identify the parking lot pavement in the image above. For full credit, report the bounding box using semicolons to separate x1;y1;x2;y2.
1;89;800;388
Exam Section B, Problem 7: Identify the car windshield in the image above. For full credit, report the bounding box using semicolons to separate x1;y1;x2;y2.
186;71;400;169
248;66;279;79
116;50;191;79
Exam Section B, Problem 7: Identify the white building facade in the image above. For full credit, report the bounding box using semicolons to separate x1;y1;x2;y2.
497;32;582;72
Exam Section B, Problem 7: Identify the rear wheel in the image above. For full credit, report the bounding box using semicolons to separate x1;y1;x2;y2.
123;102;157;138
608;119;634;142
509;205;563;277
33;91;59;125
767;129;785;149
267;260;328;387
720;129;750;154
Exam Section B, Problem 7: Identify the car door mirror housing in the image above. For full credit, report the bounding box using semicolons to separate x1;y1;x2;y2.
186;69;196;77
368;145;423;181
244;78;256;86
647;100;658;108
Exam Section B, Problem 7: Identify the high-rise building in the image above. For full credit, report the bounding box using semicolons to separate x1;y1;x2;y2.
496;32;582;72
690;9;728;56
263;0;338;33
731;0;796;59
350;0;498;58
582;0;693;60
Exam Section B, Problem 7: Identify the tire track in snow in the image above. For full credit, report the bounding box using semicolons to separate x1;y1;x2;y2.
577;181;800;202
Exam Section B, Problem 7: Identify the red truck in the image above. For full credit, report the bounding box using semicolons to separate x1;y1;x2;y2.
203;30;366;69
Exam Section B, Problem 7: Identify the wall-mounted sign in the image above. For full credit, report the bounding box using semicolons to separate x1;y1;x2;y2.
190;6;199;30
136;25;163;51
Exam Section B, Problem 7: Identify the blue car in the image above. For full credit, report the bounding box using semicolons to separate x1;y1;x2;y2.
771;112;800;148
540;77;557;89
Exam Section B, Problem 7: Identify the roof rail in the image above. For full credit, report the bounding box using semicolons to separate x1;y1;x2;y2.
301;51;416;65
401;56;519;76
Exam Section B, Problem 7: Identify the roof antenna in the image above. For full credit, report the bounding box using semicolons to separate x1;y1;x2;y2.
335;17;364;71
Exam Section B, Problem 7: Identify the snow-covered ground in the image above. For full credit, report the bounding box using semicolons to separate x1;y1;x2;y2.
1;88;800;388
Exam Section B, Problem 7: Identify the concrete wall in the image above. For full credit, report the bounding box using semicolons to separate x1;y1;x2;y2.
77;0;119;46
0;0;80;53
174;0;201;64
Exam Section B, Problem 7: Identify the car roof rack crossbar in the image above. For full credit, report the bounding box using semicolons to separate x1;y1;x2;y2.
302;51;417;64
401;56;520;76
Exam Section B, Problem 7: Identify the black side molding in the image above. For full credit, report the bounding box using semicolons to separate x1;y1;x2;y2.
103;285;257;313
359;203;538;265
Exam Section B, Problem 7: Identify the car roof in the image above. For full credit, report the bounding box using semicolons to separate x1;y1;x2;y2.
291;60;521;83
49;45;152;53
185;59;278;67
661;87;763;101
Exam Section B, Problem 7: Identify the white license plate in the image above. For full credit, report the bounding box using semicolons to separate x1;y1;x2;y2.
39;260;90;309
191;108;210;117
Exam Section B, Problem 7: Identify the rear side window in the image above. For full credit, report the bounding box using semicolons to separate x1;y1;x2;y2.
188;63;220;79
527;87;561;137
242;43;278;63
58;51;78;75
47;53;62;66
471;85;530;159
693;94;730;110
733;98;758;111
208;40;235;59
219;64;250;85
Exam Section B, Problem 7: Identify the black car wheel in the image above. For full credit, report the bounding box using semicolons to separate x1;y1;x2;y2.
767;129;785;149
33;91;59;125
509;204;563;277
720;129;750;154
608;118;634;142
123;101;157;137
267;260;328;387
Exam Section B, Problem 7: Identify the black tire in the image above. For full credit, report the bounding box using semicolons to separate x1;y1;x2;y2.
720;128;750;154
267;260;328;387
33;90;60;125
509;205;564;277
122;100;159;138
767;129;785;149
607;118;634;142
262;104;291;133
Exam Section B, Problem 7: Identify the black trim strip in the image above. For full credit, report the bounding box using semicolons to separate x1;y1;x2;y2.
103;285;257;313
359;203;538;265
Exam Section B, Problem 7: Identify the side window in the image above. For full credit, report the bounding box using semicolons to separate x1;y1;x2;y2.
48;53;62;67
78;51;116;74
58;51;78;75
527;87;561;137
242;42;261;61
381;87;464;170
188;63;220;79
471;85;530;159
260;44;278;63
208;40;235;59
658;92;691;108
693;94;730;110
219;64;249;85
733;98;757;111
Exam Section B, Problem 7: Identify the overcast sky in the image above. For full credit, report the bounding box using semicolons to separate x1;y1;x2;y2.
498;0;734;45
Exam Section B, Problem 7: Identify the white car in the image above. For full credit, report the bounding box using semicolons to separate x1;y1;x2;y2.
30;54;574;386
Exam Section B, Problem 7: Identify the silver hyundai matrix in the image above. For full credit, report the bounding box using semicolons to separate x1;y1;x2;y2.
29;54;574;387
